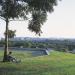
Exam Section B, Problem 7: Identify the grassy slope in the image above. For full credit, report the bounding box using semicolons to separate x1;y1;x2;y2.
0;50;75;75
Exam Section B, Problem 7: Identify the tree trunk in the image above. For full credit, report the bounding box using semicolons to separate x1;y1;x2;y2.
3;18;9;62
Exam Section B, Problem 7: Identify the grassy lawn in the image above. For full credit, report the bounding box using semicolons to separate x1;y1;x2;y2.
0;50;75;75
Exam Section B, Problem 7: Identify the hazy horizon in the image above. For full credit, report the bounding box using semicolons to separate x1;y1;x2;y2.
0;0;75;39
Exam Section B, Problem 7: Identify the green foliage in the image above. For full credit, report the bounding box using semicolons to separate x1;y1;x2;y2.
28;11;47;35
0;0;29;19
24;0;58;12
0;0;60;35
4;30;16;38
1;39;75;51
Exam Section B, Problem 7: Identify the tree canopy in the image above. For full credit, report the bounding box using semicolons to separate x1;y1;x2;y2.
0;0;60;35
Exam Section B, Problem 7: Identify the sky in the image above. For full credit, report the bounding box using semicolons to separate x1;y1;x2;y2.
0;0;75;39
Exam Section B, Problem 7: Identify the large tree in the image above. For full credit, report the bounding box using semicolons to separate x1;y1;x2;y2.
0;0;60;62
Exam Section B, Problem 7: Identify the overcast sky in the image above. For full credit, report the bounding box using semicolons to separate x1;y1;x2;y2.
0;0;75;38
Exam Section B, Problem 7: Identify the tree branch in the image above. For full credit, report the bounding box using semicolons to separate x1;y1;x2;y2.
9;19;26;21
9;15;32;21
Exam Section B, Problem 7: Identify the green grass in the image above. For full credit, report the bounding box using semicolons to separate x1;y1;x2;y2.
0;50;75;75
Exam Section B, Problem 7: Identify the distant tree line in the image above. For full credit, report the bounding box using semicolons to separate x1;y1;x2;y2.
0;39;75;52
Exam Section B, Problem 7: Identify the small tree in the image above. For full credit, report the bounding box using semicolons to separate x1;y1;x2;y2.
4;30;16;39
0;0;61;62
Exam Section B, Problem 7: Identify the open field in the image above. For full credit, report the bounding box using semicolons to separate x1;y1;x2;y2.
0;50;75;75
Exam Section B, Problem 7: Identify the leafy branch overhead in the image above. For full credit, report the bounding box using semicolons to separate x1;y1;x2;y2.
0;0;60;35
28;11;47;35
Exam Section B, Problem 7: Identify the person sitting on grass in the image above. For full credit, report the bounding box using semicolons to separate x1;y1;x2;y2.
7;51;21;63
